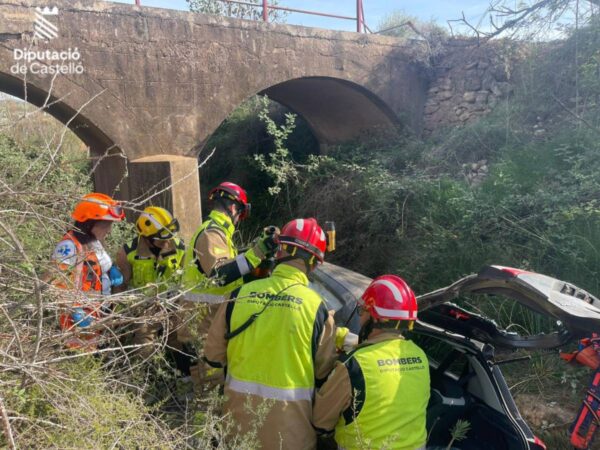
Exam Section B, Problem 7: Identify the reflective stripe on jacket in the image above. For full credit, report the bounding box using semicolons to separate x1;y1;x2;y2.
225;263;329;395
124;236;185;289
182;210;240;295
335;337;430;450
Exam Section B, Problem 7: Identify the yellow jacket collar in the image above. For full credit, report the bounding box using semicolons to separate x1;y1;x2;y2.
273;263;309;286
360;331;405;348
208;210;235;237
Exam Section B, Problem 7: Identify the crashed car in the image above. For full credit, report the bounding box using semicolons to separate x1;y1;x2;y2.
310;264;600;450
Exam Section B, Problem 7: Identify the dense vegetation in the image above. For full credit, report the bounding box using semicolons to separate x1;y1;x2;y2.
0;101;262;448
205;20;600;296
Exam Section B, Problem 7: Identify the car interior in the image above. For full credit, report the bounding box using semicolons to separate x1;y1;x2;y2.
412;328;529;449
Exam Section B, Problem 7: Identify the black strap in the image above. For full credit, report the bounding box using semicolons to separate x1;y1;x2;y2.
313;303;330;388
203;356;223;369
338;343;372;364
223;313;260;340
123;237;138;255
342;356;366;425
312;303;329;362
224;283;302;340
313;425;335;436
225;287;240;337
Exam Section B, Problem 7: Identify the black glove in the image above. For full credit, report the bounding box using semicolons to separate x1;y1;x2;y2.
258;226;280;255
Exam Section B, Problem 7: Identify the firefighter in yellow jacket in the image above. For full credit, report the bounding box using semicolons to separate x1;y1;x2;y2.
115;206;186;361
312;275;430;450
182;182;277;390
182;182;275;298
204;218;341;450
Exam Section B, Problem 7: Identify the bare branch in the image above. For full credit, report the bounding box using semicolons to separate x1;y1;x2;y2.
0;396;16;450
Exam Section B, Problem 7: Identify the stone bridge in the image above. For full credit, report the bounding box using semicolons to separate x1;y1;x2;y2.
0;0;431;237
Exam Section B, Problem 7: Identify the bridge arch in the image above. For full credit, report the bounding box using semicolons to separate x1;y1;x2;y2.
260;76;401;148
198;75;403;157
198;75;403;209
0;73;127;196
0;0;430;237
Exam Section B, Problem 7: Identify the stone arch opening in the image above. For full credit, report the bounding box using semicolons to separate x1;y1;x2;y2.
198;76;402;230
260;76;401;149
0;73;127;196
199;75;401;187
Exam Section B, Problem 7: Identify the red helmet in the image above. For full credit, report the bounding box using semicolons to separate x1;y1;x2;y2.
278;218;327;263
208;182;250;220
361;275;417;321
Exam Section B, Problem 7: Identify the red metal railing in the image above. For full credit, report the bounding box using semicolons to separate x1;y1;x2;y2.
219;0;368;32
133;0;369;33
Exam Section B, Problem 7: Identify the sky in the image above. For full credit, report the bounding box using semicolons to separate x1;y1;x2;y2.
109;0;493;33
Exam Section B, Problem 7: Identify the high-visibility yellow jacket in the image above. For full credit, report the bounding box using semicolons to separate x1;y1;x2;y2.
226;263;328;397
121;236;185;290
183;210;262;296
313;333;430;450
204;263;339;450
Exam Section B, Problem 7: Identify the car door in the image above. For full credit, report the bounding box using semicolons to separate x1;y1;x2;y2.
418;265;600;349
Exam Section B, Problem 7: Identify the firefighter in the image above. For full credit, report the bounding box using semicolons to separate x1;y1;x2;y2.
181;182;278;389
51;192;125;350
312;275;430;450
115;206;186;361
182;181;276;297
204;218;341;450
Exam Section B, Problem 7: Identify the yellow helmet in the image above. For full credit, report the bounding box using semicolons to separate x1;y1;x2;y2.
136;206;179;239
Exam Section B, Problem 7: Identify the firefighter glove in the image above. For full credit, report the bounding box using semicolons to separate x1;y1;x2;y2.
258;226;280;254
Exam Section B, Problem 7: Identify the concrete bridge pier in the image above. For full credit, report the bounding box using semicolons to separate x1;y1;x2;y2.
91;152;202;242
125;155;202;241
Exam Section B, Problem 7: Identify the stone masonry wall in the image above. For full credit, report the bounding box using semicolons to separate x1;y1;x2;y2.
424;40;517;133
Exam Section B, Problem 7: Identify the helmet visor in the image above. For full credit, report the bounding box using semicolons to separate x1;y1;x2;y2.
109;204;125;220
150;218;179;240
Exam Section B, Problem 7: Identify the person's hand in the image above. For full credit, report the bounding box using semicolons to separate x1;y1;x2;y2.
108;265;124;287
336;327;359;352
342;332;359;352
257;226;280;256
246;226;281;267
